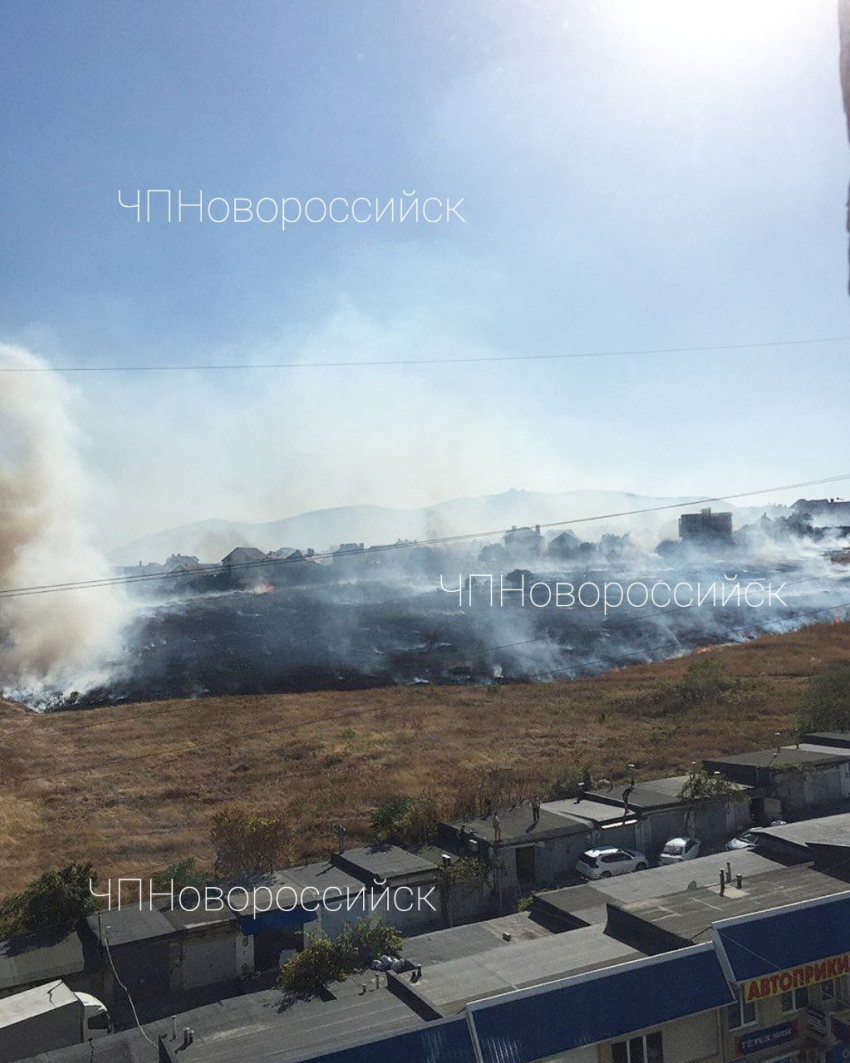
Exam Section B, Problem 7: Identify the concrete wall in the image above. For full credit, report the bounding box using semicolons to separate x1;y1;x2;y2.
310;886;441;940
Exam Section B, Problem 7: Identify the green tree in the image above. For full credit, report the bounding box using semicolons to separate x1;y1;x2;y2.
0;864;99;937
679;766;739;802
211;807;292;878
370;796;415;843
277;918;402;997
798;664;850;735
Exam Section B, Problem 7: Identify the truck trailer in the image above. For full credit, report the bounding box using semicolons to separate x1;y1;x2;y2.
0;980;110;1062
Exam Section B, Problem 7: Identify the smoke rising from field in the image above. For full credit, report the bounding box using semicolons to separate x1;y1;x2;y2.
0;343;126;698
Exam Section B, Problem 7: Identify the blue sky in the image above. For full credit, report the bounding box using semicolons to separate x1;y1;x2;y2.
2;0;849;547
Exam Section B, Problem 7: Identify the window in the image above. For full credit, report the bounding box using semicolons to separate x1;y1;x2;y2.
821;979;836;1000
727;988;757;1030
602;851;631;863
781;986;809;1013
612;1030;663;1063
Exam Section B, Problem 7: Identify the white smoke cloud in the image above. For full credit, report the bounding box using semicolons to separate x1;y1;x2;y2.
0;342;127;700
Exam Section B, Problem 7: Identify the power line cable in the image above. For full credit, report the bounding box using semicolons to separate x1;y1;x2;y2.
2;472;850;599
2;334;850;373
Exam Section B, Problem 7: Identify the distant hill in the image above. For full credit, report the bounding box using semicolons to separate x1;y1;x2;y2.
107;488;763;564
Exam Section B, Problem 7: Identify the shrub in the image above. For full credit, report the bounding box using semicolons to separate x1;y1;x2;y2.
370;791;440;847
0;864;99;937
679;766;740;802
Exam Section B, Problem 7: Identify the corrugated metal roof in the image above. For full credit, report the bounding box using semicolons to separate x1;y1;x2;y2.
713;889;850;983
297;1016;475;1063
465;944;733;1063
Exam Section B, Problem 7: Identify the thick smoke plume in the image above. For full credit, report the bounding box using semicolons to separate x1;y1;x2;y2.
0;343;126;700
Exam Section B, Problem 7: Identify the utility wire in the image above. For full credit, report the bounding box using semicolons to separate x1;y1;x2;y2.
101;925;156;1047
2;472;850;599
2;334;850;373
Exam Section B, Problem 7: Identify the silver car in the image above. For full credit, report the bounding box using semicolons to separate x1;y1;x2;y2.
658;837;701;864
576;846;648;879
726;830;761;851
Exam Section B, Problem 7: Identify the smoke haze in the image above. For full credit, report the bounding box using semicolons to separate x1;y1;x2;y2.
0;343;127;698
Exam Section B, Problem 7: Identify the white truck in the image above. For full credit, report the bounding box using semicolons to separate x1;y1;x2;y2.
0;980;111;1062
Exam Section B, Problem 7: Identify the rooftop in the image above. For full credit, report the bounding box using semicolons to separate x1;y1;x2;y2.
398;924;643;1015
445;805;589;846
267;860;365;898
86;906;176;948
713;891;850;984
801;731;850;749
332;845;437;883
0;925;88;992
540;797;633;829
466;943;731;1063
611;865;848;947
402;912;555;967
755;811;850;852
533;850;788;928
19;984;424;1063
581;781;689;811
704;747;850;772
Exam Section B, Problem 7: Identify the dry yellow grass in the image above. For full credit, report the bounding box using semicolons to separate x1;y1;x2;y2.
1;620;849;899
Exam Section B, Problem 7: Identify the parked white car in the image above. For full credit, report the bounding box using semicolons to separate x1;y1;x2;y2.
726;830;761;851
576;847;648;879
658;837;702;864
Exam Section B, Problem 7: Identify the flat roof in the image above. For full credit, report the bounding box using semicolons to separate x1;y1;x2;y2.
582;782;687;811
801;732;850;749
447;805;590;845
334;845;437;881
403;912;554;967
0;925;87;992
85;905;176;947
18;983;425;1063
402;925;643;1014
542;797;634;828
615;865;847;945
534;850;787;926
0;979;78;1027
755;811;850;851
270;860;365;894
704;747;850;770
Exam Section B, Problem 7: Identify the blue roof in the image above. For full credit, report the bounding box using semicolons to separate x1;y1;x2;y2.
466;945;733;1063
299;1015;475;1063
713;892;850;983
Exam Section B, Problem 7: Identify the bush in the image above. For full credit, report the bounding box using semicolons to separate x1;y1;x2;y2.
370;791;440;847
544;765;588;801
277;933;348;996
797;664;850;735
679;766;740;802
0;864;99;937
276;918;402;997
440;856;490;886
